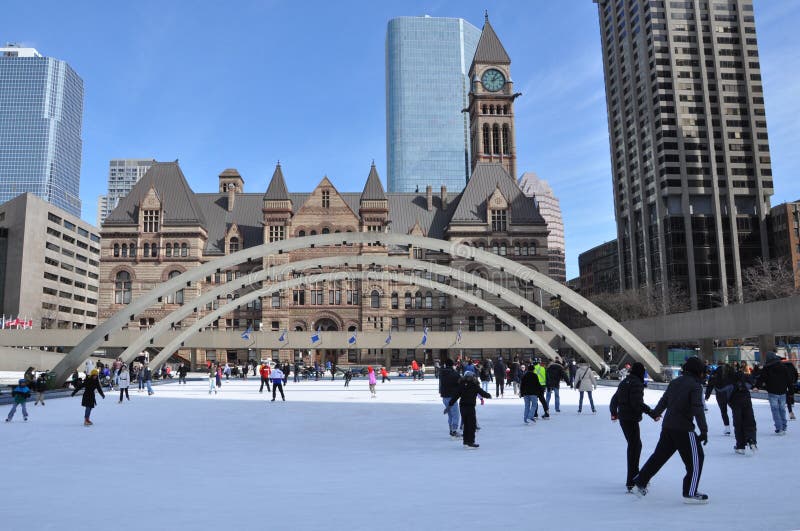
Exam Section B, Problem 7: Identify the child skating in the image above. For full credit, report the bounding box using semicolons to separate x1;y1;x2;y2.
6;379;31;422
368;366;377;398
446;372;492;448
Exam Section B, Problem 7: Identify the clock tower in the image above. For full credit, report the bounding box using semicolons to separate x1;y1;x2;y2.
468;13;518;179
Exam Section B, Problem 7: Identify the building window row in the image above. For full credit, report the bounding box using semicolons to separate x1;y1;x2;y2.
482;124;511;155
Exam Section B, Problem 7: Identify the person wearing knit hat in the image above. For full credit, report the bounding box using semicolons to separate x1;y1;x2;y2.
610;362;657;492
632;356;710;504
71;367;105;426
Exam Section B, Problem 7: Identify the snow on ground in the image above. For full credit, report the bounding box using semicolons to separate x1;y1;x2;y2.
3;376;797;531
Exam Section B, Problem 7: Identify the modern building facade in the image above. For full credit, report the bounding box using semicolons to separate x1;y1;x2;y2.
0;45;84;217
386;16;480;193
768;200;800;289
0;193;101;329
578;239;620;297
519;172;566;282
593;0;774;309
97;159;156;226
99;18;548;367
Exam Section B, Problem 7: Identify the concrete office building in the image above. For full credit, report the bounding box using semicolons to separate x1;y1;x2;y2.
0;45;84;217
519;172;566;282
97;159;156;226
386;16;481;193
578;239;620;297
0;193;101;329
593;0;774;309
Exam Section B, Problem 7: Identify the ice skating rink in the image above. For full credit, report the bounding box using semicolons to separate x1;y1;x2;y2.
4;377;797;531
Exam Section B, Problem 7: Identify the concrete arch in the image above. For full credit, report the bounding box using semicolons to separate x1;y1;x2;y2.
51;233;659;385
112;254;606;374
145;270;562;371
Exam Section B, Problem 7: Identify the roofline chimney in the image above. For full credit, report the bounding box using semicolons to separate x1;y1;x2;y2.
426;185;433;211
440;185;447;209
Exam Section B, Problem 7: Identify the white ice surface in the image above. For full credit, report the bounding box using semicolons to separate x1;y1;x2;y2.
3;377;798;531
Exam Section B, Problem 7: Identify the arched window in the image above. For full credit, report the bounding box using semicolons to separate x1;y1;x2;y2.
502;124;510;154
424;292;432;309
229;237;239;254
404;292;412;309
310;230;317;236
439;294;447;309
370;290;380;308
492;124;500;154
151;243;159;257
167;270;183;305
181;243;188;257
298;230;306;237
482;104;487;114
415;291;422;309
114;271;132;305
113;244;120;257
483;124;491;155
130;242;137;257
121;244;128;258
272;292;281;308
165;243;172;257
514;244;521;256
321;227;329;235
529;243;536;255
143;243;150;256
499;244;507;256
391;292;398;309
492;243;499;254
503;105;509;114
521;243;529;256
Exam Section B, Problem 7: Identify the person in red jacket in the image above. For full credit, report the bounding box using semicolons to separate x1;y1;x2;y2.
411;360;420;381
259;364;271;393
380;367;391;383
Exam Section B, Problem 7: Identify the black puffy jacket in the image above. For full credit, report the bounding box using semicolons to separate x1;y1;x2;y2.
545;363;566;389
610;374;652;422
448;378;491;408
439;367;461;398
652;373;708;433
520;370;543;396
755;354;793;395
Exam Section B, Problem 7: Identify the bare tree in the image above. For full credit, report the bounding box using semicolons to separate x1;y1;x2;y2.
742;257;799;302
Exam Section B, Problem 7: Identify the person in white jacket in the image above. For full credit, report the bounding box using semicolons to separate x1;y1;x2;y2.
118;365;131;403
574;362;597;413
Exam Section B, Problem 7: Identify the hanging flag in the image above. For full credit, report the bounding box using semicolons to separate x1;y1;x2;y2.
421;326;428;346
278;329;287;342
385;332;392;345
0;315;5;330
348;331;357;345
311;327;321;344
456;324;463;343
241;325;253;341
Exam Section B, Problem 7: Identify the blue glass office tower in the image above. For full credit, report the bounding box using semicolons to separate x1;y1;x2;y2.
0;45;83;217
386;16;480;193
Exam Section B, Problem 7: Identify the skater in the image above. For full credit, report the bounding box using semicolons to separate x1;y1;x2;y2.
446;372;491;448
283;362;290;385
331;362;336;381
545;357;568;413
137;364;145;392
439;358;461;437
532;358;550;419
479;362;492;393
782;358;798;421
71;369;105;426
344;369;353;387
259;363;271;393
271;365;285;401
520;365;543;424
368;366;377;398
729;368;757;455
509;358;521;396
6;379;31;422
609;362;656;492
380;367;391;383
411;360;419;381
223;363;231;381
142;363;154;395
754;352;793;435
568;360;577;388
294;360;301;383
632;356;709;504
208;365;217;394
33;373;47;406
574;362;597;413
704;362;736;435
494;356;506;398
118;365;131;402
177;362;188;385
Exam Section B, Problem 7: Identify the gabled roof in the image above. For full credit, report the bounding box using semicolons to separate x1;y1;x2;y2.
360;163;387;202
264;163;289;201
104;162;207;227
450;163;544;225
473;18;510;65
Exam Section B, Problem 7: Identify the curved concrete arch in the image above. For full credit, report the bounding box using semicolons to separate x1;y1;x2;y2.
51;232;659;386
113;255;606;373
146;270;561;371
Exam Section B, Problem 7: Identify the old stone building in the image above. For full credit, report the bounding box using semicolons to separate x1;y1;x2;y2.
98;17;550;366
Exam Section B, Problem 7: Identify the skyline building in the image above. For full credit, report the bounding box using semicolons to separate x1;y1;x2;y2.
593;0;774;309
0;44;84;217
385;15;480;193
519;172;566;282
97;158;155;226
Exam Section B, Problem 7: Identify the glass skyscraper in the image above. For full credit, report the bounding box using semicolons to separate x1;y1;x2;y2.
0;45;84;217
97;158;155;225
386;16;480;193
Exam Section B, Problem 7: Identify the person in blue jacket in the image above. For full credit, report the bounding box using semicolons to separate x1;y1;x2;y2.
6;379;31;422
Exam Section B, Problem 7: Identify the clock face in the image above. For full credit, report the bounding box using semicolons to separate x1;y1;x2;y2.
481;69;506;92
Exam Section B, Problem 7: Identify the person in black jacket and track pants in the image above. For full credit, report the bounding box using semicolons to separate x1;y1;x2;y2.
446;372;491;448
610;362;656;492
632;356;709;504
439;358;462;437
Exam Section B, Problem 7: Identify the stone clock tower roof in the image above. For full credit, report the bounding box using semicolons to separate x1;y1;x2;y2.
473;15;510;65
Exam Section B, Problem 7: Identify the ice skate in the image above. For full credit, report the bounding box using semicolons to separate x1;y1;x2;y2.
683;493;709;504
24;416;27;421
543;412;550;419
724;426;730;436
84;419;93;426
463;443;479;449
747;440;758;454
790;411;796;420
632;484;647;498
734;448;746;455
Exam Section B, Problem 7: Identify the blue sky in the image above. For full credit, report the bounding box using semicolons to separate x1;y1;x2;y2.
4;1;799;278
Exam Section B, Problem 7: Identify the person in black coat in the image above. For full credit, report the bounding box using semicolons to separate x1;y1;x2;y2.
704;363;736;435
632;356;709;504
71;369;105;426
493;357;506;398
439;358;462;437
177;362;189;384
446;372;491;448
729;369;757;454
754;352;792;435
520;365;544;424
610;362;656;491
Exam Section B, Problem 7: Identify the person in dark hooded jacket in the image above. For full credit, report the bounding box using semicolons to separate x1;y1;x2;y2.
632;356;709;504
754;352;792;435
71;369;105;426
439;358;462;437
704;363;736;435
729;368;757;454
446;372;491;448
520;365;544;424
610;362;656;492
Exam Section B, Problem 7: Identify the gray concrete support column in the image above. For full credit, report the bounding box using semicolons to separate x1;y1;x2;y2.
656;342;669;365
759;334;775;360
384;350;392;371
700;338;715;362
190;349;197;371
